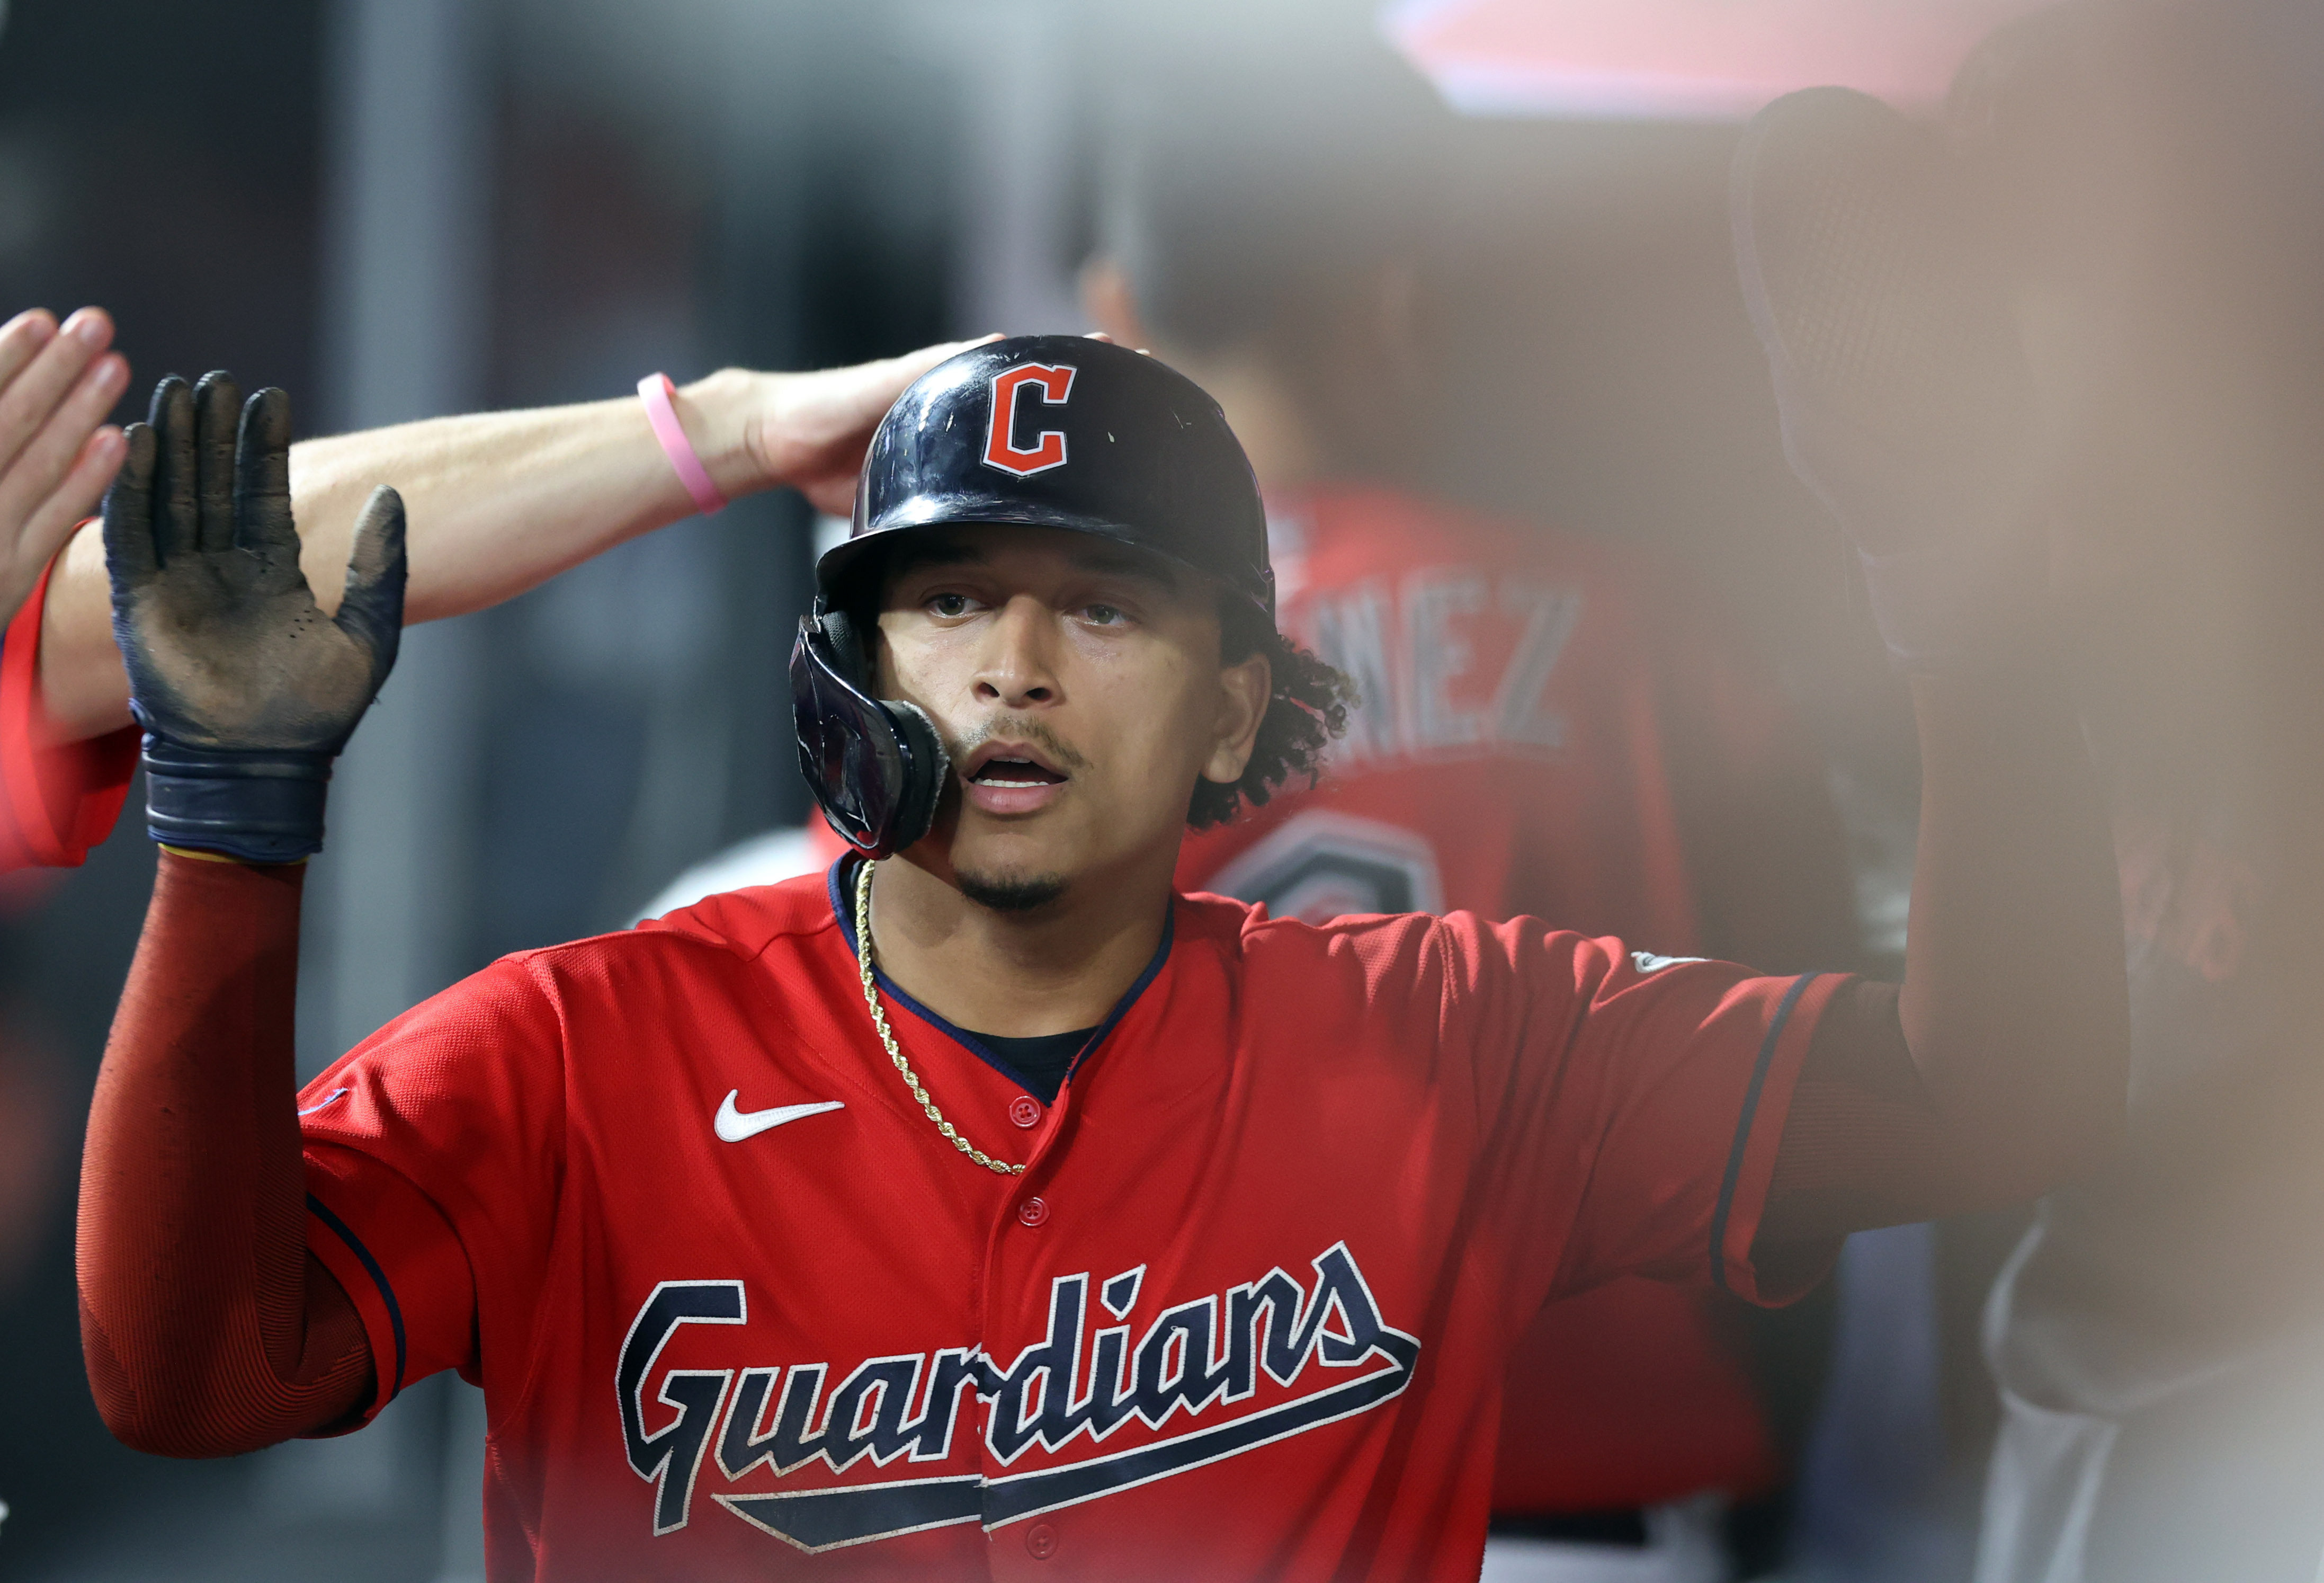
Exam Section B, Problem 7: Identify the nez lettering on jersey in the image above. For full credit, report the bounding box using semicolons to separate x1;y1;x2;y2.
616;1242;1418;1553
981;363;1076;477
1304;570;1582;767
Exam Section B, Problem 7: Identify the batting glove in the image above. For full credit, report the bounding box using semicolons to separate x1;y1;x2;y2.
102;372;405;864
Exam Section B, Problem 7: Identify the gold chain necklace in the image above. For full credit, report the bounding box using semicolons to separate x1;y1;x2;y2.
853;859;1026;1176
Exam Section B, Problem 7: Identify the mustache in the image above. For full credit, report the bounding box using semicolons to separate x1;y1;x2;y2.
949;716;1091;772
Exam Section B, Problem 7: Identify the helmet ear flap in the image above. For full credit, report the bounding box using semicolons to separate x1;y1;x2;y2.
788;603;952;860
881;699;951;849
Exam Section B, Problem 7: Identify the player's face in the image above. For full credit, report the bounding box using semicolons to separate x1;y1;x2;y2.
875;525;1270;908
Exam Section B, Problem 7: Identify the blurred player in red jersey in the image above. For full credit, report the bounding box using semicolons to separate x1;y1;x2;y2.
73;82;2129;1581
1087;48;1861;1580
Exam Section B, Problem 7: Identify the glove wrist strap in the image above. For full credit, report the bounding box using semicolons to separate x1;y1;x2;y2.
141;736;334;865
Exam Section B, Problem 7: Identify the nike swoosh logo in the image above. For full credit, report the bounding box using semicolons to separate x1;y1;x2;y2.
715;1090;845;1143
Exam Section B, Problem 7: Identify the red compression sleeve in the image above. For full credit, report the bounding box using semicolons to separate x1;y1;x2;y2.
1756;967;2106;1253
77;852;373;1456
1756;979;1958;1246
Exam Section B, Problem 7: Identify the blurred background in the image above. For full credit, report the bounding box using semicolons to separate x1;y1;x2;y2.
1;0;2320;1579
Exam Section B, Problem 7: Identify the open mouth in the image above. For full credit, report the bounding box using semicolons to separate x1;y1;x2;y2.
960;741;1075;814
968;758;1068;789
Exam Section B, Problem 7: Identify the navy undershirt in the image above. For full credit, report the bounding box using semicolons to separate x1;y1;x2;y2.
831;852;1165;1106
974;1028;1100;1103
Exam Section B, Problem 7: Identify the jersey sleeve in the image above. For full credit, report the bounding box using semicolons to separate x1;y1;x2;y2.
1449;915;1848;1308
0;550;137;871
297;956;568;1427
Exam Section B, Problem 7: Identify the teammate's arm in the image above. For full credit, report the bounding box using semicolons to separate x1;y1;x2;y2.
1753;662;2125;1248
1656;581;1864;976
35;340;988;740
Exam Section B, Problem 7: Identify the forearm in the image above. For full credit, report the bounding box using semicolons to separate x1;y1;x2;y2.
1756;659;2126;1248
38;368;772;739
1896;656;2127;1198
77;852;371;1455
292;369;768;620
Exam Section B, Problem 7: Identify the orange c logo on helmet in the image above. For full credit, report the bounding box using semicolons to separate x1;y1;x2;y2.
982;363;1076;477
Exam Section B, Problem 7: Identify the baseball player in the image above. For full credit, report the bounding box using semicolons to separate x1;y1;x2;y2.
659;230;1860;1580
78;92;2126;1583
1086;52;1860;1577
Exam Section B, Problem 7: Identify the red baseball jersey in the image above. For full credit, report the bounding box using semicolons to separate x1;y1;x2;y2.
0;557;137;874
1177;485;1858;1512
297;860;1842;1581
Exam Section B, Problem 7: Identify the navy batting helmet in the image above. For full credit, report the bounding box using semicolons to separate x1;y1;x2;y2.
789;334;1272;858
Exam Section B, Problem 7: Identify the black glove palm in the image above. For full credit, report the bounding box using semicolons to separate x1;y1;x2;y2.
103;372;406;862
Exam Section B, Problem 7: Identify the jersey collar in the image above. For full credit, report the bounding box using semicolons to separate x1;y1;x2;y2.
825;853;1175;1096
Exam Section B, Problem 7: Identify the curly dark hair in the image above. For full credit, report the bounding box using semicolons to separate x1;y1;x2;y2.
1188;600;1356;830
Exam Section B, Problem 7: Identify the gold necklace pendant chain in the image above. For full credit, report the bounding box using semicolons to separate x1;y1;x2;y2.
854;859;1026;1176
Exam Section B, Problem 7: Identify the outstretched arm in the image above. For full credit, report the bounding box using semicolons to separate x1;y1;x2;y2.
79;373;403;1452
83;852;374;1453
1756;660;2125;1249
1732;90;2129;1248
38;341;988;739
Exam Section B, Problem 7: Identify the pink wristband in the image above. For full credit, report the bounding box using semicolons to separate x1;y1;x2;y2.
638;372;729;516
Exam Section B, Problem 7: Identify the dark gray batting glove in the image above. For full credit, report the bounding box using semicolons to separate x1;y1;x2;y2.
102;372;406;864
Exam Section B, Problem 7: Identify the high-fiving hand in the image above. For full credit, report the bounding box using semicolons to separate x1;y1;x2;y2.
0;307;129;623
747;337;1001;516
103;372;405;863
1730;88;2038;671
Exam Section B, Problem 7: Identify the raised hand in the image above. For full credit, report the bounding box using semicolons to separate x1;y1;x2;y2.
0;307;129;622
1731;88;2039;669
103;372;405;862
748;338;999;515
